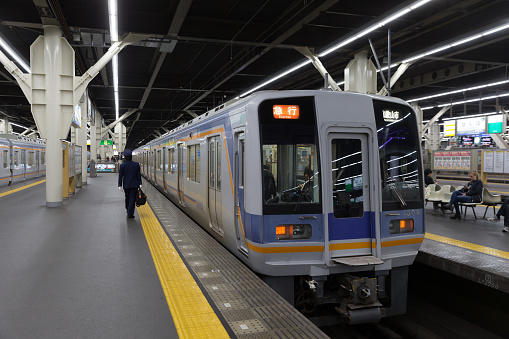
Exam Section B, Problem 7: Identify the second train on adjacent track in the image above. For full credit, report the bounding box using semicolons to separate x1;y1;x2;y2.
135;90;425;324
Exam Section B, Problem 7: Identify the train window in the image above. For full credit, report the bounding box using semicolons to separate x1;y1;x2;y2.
171;148;177;174
170;148;173;173
157;150;163;170
41;152;45;165
374;100;423;210
28;152;34;167
187;145;200;183
216;141;221;190
2;150;7;168
14;151;18;167
259;96;321;214
331;139;364;218
209;142;215;188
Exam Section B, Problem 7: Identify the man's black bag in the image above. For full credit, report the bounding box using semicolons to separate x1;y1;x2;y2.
136;188;147;206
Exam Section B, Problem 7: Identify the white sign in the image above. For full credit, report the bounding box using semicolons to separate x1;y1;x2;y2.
483;150;494;173
505;151;509;174
494;150;504;173
457;116;486;135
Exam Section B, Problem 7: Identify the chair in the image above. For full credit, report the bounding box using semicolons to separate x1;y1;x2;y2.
459;189;484;219
427;185;451;214
481;188;503;219
425;184;435;201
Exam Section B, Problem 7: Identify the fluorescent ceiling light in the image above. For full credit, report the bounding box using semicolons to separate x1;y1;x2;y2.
421;92;509;111
402;22;509;63
407;80;509;102
108;0;119;120
239;0;433;97
0;36;30;73
441;111;499;121
108;0;119;42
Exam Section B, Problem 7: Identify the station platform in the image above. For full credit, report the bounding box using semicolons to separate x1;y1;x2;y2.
0;174;326;338
418;179;509;294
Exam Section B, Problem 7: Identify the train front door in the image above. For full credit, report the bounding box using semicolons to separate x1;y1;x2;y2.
208;136;223;235
327;132;380;266
234;132;248;255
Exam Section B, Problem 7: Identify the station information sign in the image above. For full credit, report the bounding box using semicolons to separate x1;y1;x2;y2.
456;116;486;136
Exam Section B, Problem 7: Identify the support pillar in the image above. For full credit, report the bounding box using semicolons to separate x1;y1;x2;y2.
38;26;70;207
79;94;88;185
0;117;11;134
0;25;148;207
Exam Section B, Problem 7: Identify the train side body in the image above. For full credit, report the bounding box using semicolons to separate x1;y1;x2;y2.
0;137;46;188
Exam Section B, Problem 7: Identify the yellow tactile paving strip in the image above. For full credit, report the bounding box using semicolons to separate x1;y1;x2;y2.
0;179;45;198
136;202;230;339
426;232;509;260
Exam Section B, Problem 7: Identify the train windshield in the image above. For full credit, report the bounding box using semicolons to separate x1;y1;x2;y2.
259;97;322;214
374;100;423;210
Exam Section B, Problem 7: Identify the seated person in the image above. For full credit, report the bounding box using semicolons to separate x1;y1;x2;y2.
487;197;509;233
443;170;483;220
424;168;438;186
262;165;277;202
299;168;314;201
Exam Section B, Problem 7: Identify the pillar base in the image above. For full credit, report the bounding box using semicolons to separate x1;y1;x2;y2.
46;201;63;207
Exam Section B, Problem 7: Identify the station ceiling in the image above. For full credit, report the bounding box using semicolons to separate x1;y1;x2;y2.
1;0;508;149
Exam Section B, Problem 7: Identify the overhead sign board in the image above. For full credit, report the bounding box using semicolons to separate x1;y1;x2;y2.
456;116;486;136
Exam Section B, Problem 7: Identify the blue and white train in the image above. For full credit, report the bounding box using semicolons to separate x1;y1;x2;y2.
0;136;46;188
135;90;425;324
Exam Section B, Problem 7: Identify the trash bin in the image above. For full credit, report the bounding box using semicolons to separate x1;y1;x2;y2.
89;159;97;177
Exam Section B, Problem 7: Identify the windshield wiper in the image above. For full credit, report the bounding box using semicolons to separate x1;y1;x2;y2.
384;172;407;207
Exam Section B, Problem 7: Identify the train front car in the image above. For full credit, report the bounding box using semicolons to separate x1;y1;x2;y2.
244;91;424;324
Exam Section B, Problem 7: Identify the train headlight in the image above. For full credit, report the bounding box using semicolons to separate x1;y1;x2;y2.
276;224;312;240
389;219;414;234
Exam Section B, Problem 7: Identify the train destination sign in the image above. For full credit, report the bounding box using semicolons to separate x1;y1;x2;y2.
273;105;300;120
382;109;400;122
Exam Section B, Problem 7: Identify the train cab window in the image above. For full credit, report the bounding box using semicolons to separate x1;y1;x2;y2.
374;100;423;210
259;96;321;214
2;150;7;168
331;139;364;218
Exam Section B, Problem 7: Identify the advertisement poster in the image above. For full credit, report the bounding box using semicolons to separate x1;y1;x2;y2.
434;151;470;170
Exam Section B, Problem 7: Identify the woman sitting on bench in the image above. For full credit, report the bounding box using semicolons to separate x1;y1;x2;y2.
443;170;483;220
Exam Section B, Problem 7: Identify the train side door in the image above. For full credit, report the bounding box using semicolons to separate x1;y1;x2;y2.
208;136;223;235
234;132;248;255
177;143;186;206
327;133;380;265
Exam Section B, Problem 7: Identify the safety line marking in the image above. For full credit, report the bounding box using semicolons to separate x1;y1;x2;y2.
136;203;230;339
425;232;509;260
0;179;45;198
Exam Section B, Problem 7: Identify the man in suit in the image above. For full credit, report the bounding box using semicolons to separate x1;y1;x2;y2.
118;150;142;219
